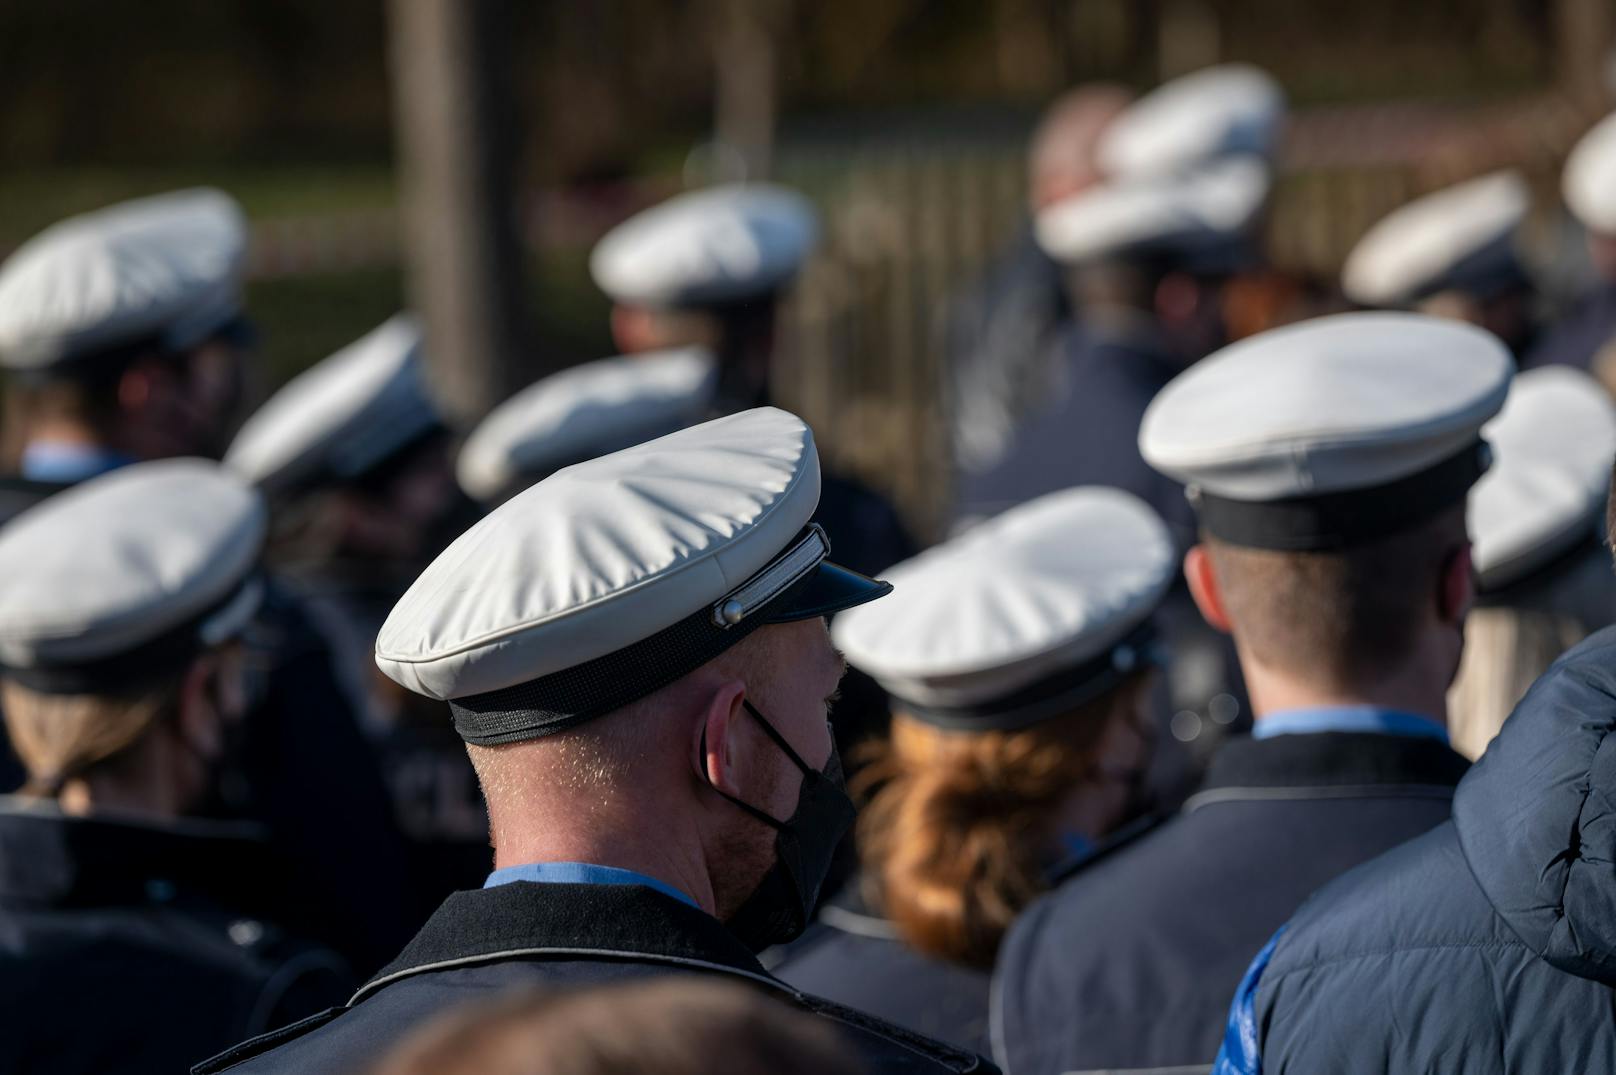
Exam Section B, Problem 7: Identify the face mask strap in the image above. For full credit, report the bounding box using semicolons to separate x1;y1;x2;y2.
697;697;820;831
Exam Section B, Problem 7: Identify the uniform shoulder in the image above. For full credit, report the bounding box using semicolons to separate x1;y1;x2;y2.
788;987;999;1073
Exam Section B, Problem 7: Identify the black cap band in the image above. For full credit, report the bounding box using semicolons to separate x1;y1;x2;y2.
903;621;1162;733
448;525;891;746
1192;440;1490;551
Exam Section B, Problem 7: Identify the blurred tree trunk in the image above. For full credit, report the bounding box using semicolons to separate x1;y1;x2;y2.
387;0;533;426
1554;0;1615;109
711;0;785;181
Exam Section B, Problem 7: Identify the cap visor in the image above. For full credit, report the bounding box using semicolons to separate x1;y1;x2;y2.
762;559;891;623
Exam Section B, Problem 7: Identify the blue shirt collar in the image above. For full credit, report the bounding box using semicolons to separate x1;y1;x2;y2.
1252;706;1449;745
20;441;135;484
484;861;700;911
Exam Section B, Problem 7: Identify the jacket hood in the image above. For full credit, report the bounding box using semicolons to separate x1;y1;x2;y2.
1454;623;1616;985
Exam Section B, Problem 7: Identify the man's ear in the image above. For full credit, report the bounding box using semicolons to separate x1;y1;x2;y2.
1438;543;1474;627
1184;544;1234;634
175;655;224;763
697;678;748;797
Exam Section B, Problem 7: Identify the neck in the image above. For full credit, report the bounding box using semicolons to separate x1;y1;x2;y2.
58;770;184;821
1242;654;1450;730
491;806;718;916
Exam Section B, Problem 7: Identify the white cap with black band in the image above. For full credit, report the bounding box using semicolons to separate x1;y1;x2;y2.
1141;312;1513;551
376;407;890;745
0;459;265;693
834;487;1175;731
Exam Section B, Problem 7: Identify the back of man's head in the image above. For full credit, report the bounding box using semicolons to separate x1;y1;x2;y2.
1028;84;1134;211
1203;505;1468;692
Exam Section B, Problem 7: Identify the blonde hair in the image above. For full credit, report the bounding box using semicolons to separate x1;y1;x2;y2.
1447;550;1616;759
2;678;178;798
854;675;1145;968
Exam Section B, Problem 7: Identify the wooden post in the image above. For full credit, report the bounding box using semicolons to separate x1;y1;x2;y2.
387;0;532;426
1555;0;1616;111
711;0;784;181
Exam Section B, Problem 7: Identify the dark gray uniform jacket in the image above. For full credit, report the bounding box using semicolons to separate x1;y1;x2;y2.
773;876;995;1055
0;802;351;1075
196;880;999;1074
991;731;1469;1075
1227;628;1616;1074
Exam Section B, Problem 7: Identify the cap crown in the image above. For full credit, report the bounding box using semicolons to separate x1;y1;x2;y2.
456;347;716;502
590;184;818;307
1141;312;1513;502
1470;366;1616;590
834;487;1173;709
1098;64;1286;179
377;407;820;701
0;459;264;668
227;313;438;492
1564;110;1616;235
1342;171;1529;307
0;189;247;369
1036;155;1270;265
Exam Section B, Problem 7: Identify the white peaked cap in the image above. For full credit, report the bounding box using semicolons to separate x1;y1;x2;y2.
834;487;1174;729
1098;64;1286;180
0;188;248;371
376;407;891;744
456;347;716;503
0;459;265;688
1141;312;1513;549
1341;171;1530;307
1564;110;1616;235
226;314;441;494
590;184;819;308
1035;155;1271;265
1470;366;1616;591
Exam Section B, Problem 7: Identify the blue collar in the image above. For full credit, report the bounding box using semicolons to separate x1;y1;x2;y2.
1252;706;1449;745
20;441;134;484
483;861;700;911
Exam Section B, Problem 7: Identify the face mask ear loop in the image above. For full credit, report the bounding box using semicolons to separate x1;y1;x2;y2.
741;699;814;774
699;724;788;831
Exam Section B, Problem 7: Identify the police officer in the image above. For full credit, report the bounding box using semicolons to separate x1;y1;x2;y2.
773;486;1175;1055
947;83;1132;474
590;183;915;579
455;346;716;506
0;460;350;1074
226;315;473;923
1215;637;1616;1075
1342;170;1540;359
991;312;1507;1075
953;64;1286;534
0;189;253;510
1527;109;1616;371
197;408;996;1074
1447;366;1616;759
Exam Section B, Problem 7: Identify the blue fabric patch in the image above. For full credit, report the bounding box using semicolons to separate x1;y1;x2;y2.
1212;925;1284;1075
484;861;700;910
1252;706;1448;744
20;441;134;483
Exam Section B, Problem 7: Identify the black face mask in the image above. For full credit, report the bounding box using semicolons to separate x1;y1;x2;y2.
704;699;856;953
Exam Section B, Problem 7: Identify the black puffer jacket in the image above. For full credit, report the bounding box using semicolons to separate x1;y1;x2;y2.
1220;626;1616;1074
